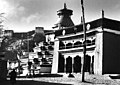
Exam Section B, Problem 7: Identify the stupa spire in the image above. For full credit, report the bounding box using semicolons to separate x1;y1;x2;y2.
53;3;74;29
64;3;67;9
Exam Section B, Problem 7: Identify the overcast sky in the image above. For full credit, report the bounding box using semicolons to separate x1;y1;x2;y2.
1;0;120;32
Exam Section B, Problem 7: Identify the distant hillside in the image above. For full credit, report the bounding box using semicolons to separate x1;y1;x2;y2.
12;30;54;39
0;30;54;52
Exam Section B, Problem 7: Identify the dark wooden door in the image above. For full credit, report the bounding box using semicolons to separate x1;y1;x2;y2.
84;55;91;72
58;53;65;72
66;56;72;73
73;55;81;73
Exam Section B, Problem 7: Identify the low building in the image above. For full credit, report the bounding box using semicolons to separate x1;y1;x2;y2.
51;4;120;75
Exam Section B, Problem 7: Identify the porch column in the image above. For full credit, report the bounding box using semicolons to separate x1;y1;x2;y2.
94;31;103;75
72;57;74;73
51;38;59;73
64;57;66;73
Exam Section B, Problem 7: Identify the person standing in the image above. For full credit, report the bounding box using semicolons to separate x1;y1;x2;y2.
9;69;17;85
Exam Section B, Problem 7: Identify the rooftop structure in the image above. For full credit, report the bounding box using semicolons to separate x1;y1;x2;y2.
53;3;74;29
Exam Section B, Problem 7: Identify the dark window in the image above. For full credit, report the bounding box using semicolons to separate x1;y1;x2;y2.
91;39;95;45
45;51;51;55
48;46;54;50
86;40;91;46
74;41;82;48
33;58;39;64
59;41;65;49
50;42;54;45
66;42;73;49
43;42;49;46
40;46;47;51
38;52;43;56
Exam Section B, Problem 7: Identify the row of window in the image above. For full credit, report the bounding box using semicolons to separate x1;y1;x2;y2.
38;51;53;56
40;46;54;51
43;41;54;46
59;39;95;49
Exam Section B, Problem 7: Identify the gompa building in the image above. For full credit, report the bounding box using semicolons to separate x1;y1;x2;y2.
51;4;120;75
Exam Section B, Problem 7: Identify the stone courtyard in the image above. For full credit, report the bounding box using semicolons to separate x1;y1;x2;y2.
1;73;120;85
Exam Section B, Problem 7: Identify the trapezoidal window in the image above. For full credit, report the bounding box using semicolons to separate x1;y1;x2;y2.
66;42;73;49
59;41;65;49
86;39;91;46
74;41;82;48
91;39;95;45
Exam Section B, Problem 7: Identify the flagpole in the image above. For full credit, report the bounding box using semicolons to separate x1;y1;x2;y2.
81;0;86;82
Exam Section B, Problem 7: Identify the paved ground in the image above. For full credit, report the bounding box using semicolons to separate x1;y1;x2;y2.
1;73;120;85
